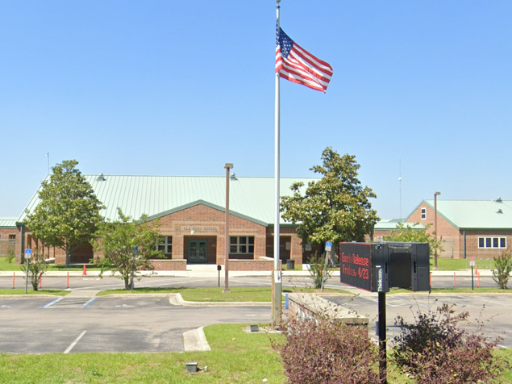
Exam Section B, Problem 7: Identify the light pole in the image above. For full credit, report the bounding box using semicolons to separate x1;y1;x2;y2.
131;247;138;293
434;192;441;269
223;163;233;294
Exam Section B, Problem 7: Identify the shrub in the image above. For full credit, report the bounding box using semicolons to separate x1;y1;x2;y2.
20;252;48;291
307;252;332;289
492;249;512;289
272;316;379;383
6;249;16;264
392;303;508;383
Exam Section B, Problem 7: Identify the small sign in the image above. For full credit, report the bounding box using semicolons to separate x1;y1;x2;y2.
325;241;333;252
470;259;475;267
25;249;32;259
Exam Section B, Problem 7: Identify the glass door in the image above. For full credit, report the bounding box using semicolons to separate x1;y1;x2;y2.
188;240;208;263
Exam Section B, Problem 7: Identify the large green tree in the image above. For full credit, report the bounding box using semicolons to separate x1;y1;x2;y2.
281;147;379;247
92;208;163;290
25;160;104;265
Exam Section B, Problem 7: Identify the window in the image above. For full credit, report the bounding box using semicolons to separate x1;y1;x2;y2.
478;237;506;249
230;236;254;254
157;236;172;254
9;234;16;240
421;208;427;220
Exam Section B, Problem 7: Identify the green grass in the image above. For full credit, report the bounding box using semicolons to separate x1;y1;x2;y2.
97;286;351;300
0;324;286;384
0;257;102;271
431;258;468;271
0;289;69;296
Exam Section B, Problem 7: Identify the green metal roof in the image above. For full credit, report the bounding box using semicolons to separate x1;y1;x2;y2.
374;220;425;231
0;217;17;228
410;199;512;230
18;176;319;226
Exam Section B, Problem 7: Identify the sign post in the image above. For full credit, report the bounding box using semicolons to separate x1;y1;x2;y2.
321;241;332;291
24;249;32;293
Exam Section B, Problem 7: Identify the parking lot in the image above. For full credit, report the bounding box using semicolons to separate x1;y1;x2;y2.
0;295;270;354
324;294;512;349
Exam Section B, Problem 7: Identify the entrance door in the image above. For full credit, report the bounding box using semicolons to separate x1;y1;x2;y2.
188;240;208;263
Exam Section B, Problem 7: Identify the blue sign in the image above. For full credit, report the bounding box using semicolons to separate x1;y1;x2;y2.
325;242;333;252
25;249;32;254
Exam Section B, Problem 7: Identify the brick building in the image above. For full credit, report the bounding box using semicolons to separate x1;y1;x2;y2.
11;175;321;270
405;198;512;259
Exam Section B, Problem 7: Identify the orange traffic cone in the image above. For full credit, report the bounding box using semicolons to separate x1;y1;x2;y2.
83;265;87;276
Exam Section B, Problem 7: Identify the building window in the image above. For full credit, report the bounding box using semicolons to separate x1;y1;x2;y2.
9;234;16;240
157;236;172;254
421;208;427;220
478;237;506;249
230;236;254;254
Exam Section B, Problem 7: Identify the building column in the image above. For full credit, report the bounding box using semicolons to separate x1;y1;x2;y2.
173;235;184;260
290;234;303;265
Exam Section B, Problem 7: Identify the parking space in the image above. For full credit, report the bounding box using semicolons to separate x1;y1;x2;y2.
0;296;271;354
324;294;512;348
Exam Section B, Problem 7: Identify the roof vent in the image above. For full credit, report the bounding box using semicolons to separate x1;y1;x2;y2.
230;173;237;180
496;196;503;202
97;173;106;181
497;209;503;214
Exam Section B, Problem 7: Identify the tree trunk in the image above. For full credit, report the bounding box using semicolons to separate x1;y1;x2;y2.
66;249;71;266
124;278;130;290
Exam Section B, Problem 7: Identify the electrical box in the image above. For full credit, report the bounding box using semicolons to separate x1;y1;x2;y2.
339;242;430;292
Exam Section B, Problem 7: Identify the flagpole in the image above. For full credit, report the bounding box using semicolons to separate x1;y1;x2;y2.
272;0;282;325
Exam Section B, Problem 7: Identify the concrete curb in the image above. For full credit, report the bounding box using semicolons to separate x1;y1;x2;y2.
183;326;211;352
169;293;272;307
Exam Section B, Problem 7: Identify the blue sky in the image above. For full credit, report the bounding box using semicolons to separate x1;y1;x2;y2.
1;1;511;220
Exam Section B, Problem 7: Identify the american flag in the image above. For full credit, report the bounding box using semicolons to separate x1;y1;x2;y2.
275;27;333;93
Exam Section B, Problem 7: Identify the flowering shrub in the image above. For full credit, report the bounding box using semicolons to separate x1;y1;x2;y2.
272;316;379;383
392;303;508;384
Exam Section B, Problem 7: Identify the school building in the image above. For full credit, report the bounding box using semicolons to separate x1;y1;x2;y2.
3;175;323;270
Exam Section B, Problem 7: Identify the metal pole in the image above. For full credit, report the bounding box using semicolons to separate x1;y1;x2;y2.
272;0;282;325
321;250;329;292
434;191;441;269
471;266;474;291
378;291;387;384
25;258;29;293
224;163;233;293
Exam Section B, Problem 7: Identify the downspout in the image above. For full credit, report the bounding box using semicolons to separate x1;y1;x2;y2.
463;230;466;259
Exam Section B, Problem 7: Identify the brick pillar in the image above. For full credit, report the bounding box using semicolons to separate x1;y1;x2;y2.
173;235;184;260
217;234;226;265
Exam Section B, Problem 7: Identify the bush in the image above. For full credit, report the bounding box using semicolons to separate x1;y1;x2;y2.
6;249;16;264
392;303;508;383
272;317;379;383
307;252;332;289
492;250;512;289
20;253;48;291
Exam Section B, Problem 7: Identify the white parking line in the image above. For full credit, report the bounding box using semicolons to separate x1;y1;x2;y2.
64;330;87;354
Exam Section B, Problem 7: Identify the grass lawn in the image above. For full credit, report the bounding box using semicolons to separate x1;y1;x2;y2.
97;286;351;300
0;289;69;296
0;257;102;271
1;323;510;383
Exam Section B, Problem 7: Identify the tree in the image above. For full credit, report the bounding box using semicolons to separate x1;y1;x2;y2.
384;222;443;256
92;208;163;290
280;147;378;247
25;160;104;265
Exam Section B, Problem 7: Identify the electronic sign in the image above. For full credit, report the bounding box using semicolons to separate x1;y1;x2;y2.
339;243;373;291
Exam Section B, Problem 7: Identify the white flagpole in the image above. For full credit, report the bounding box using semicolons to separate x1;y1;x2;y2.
272;0;282;325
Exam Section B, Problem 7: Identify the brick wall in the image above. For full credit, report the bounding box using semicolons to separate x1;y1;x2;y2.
151;259;187;271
